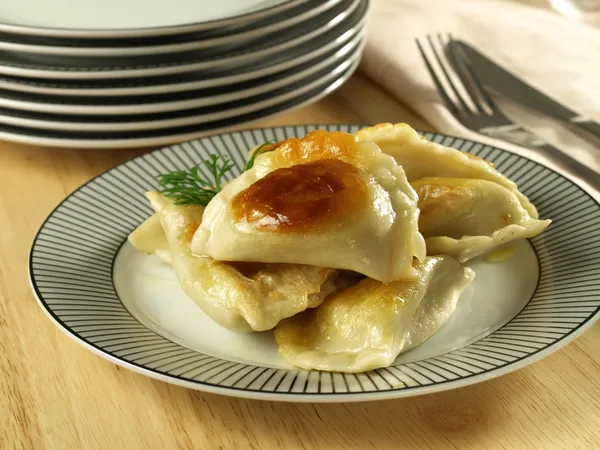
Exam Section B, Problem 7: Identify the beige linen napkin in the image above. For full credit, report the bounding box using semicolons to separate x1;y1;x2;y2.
359;0;600;196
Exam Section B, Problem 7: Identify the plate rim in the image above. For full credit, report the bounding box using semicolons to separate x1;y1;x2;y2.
0;0;306;39
0;67;358;149
28;125;600;402
0;38;363;119
0;44;363;132
0;0;343;57
0;0;363;80
0;28;363;97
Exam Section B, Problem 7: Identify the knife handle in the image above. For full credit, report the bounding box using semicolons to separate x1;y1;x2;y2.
539;143;600;193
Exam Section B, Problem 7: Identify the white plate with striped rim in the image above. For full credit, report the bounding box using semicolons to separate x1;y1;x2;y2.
29;125;600;402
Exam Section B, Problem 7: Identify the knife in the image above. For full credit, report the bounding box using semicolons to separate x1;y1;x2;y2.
447;40;600;141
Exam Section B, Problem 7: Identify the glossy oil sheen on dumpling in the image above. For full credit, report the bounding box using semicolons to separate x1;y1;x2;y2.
140;192;339;333
412;177;551;262
274;256;475;373
190;130;426;283
355;123;538;218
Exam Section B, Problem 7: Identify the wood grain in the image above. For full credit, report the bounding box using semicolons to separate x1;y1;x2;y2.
1;72;598;450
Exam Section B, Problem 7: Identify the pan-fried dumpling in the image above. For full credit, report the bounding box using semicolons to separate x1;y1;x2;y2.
128;214;172;265
142;192;339;333
355;123;538;218
412;177;551;262
190;130;426;283
274;256;475;373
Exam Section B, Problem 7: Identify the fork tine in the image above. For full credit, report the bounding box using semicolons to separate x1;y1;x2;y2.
445;35;499;113
440;33;487;114
424;34;473;115
415;37;459;116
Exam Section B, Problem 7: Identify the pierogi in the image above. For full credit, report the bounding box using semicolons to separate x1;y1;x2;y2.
125;124;550;373
274;256;475;372
355;122;538;218
190;129;426;283
131;192;338;333
411;177;551;262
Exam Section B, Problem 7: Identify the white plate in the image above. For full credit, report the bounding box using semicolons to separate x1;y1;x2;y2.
114;240;538;370
0;54;360;131
0;40;363;126
0;0;363;80
0;0;342;57
0;64;357;149
0;0;299;36
29;125;600;402
0;26;362;97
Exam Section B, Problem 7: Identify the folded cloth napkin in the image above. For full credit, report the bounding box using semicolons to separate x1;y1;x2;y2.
359;0;600;196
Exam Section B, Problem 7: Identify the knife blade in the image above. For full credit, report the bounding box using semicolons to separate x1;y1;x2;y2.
447;40;600;141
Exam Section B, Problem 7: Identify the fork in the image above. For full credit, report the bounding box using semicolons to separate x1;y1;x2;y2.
416;34;600;191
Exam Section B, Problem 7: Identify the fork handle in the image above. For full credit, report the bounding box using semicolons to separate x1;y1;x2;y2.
538;143;600;193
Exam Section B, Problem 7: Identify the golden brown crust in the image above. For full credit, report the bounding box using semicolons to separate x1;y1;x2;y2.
501;213;512;225
413;180;469;218
269;129;359;166
231;159;367;233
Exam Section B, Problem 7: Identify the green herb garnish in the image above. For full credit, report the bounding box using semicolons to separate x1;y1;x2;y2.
244;141;275;171
158;141;276;205
158;154;234;205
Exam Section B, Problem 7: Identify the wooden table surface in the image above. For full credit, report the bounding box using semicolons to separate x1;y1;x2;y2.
2;72;599;450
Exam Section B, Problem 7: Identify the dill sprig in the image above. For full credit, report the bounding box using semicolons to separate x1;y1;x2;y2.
157;155;234;206
157;141;276;206
244;141;275;171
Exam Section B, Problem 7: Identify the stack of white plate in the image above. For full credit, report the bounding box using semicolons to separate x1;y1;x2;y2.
0;0;368;148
